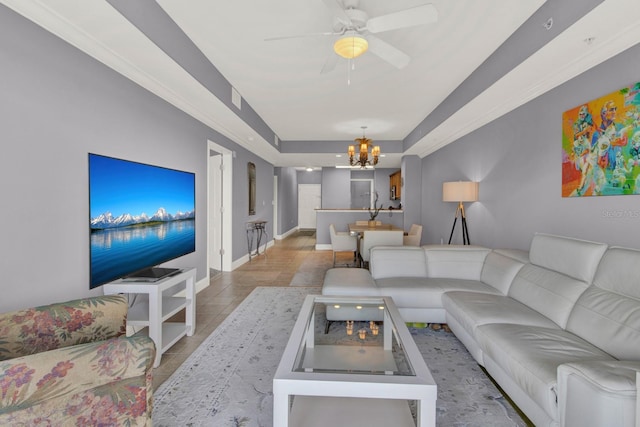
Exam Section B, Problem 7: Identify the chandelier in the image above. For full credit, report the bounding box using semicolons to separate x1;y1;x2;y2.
348;126;380;168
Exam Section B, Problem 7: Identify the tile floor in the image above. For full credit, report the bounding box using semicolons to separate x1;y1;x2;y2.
152;230;352;389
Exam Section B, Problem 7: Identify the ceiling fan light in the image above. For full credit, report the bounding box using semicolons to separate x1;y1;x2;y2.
334;36;368;59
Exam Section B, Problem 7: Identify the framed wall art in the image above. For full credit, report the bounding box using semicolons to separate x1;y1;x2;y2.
248;162;256;215
562;81;640;197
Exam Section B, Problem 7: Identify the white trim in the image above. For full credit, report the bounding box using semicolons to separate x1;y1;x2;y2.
207;140;233;272
276;226;299;241
231;240;275;270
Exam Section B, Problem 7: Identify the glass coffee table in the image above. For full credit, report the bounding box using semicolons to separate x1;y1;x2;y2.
273;295;436;427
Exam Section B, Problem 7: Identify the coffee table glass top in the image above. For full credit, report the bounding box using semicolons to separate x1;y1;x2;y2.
292;296;415;377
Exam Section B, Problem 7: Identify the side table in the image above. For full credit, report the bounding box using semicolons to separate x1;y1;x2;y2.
103;268;196;367
246;220;268;260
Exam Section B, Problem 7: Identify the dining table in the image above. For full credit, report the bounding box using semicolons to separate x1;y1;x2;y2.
348;223;404;267
348;223;403;233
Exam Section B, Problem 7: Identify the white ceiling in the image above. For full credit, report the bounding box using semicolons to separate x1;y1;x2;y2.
4;0;640;168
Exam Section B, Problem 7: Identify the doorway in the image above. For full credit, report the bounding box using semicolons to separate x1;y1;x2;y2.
207;140;233;274
297;184;321;229
350;179;374;209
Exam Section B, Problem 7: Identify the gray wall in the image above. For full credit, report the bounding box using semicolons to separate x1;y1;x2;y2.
421;43;640;250
0;7;271;312
276;167;299;236
322;168;351;208
232;150;274;257
297;170;322;184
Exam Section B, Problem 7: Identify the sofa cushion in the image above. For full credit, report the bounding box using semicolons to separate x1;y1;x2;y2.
508;264;590;328
443;291;558;336
375;278;442;308
369;246;427;280
376;277;501;309
480;251;526;295
322;268;377;296
528;233;607;283
493;248;530;264
566;247;640;360
423;246;491;280
476;323;613;421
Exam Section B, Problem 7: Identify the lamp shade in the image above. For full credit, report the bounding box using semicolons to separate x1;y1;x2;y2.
443;181;479;202
334;35;368;59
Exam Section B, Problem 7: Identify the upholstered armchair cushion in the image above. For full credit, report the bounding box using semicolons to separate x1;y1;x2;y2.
0;335;154;425
329;224;357;267
0;295;155;425
403;224;422;246
0;295;128;361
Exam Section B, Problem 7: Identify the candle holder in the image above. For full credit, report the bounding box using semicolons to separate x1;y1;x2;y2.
346;320;354;336
358;328;367;340
371;324;379;336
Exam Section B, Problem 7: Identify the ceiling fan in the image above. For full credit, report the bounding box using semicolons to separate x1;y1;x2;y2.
266;0;438;73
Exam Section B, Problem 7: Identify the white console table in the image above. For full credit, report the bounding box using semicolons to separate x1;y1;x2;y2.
103;268;196;367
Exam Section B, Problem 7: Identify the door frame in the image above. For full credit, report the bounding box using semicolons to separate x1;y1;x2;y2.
207;140;233;273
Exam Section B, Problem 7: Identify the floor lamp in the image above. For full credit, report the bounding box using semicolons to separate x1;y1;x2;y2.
443;181;479;245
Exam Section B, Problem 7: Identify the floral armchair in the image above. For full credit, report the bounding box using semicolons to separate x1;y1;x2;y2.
0;295;155;426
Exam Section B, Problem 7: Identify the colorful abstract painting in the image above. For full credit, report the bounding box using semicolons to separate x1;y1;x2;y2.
562;81;640;197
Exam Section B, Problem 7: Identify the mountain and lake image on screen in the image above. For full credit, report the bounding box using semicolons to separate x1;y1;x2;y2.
89;154;196;288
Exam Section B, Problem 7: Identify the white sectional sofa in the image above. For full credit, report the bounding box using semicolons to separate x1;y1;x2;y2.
321;233;640;427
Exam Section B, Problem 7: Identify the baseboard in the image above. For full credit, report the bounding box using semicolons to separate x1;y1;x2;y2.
275;226;298;240
232;239;275;270
316;243;332;250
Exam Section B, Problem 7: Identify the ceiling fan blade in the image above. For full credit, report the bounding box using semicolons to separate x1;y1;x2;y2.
320;53;339;74
366;4;438;34
321;0;352;26
265;31;339;42
367;35;410;69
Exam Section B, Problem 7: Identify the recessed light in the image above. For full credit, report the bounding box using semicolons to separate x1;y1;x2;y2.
336;154;342;158
306;167;313;172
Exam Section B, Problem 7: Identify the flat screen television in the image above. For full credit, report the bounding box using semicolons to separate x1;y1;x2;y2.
89;153;195;288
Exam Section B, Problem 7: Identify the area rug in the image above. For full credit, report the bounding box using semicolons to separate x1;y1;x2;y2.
153;287;527;426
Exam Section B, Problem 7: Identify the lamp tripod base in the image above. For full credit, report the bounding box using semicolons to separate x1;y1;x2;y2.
448;202;470;245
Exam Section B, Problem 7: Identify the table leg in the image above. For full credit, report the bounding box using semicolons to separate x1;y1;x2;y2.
272;388;289;427
185;273;195;336
417;397;435;427
148;290;162;368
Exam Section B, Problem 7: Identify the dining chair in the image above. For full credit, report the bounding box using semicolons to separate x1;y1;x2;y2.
403;224;423;246
359;230;403;267
329;224;357;267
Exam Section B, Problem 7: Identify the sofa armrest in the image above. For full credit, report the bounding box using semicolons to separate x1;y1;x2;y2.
558;360;640;427
0;295;128;360
0;335;154;423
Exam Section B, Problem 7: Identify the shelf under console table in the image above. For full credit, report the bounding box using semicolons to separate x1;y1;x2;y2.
102;268;196;368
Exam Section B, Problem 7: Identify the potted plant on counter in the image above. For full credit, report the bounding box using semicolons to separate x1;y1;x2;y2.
368;191;383;227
